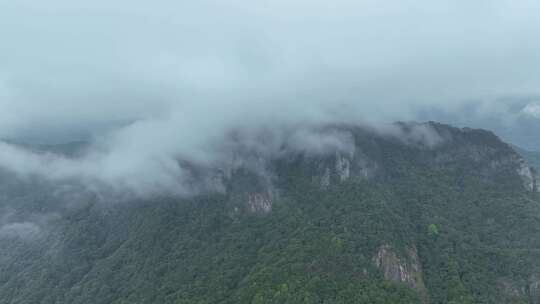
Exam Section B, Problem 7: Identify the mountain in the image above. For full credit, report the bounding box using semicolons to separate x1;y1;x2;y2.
513;145;540;172
1;122;540;304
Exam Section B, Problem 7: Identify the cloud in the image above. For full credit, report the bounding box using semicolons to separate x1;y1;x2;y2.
0;0;540;195
372;123;444;148
1;0;539;137
521;102;540;118
286;128;356;157
0;222;41;240
0;125;359;197
0;208;52;240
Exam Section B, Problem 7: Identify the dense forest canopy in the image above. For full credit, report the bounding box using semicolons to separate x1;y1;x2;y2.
1;123;540;303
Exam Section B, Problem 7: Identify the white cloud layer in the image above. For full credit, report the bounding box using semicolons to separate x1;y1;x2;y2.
1;0;540;195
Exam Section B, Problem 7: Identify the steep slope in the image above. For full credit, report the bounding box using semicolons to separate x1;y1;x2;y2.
514;145;540;172
1;122;540;304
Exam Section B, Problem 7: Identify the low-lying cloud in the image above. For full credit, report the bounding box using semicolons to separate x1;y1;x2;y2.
0;208;57;240
0;222;42;240
0;126;360;197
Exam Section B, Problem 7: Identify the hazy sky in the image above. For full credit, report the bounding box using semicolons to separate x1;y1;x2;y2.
1;0;539;137
1;0;540;195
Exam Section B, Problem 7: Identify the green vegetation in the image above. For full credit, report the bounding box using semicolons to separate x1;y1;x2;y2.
1;123;540;303
427;224;439;236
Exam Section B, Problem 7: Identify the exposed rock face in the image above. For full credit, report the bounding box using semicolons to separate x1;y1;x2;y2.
373;245;429;303
516;158;540;192
246;191;273;214
518;161;535;191
355;153;373;179
222;154;277;215
316;149;377;189
486;152;540;192
335;152;351;182
498;274;540;304
530;274;540;304
498;278;526;303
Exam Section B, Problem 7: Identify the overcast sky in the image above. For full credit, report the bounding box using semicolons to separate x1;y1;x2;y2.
1;0;540;195
1;0;539;138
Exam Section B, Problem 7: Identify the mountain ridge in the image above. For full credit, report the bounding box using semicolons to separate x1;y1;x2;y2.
1;121;540;303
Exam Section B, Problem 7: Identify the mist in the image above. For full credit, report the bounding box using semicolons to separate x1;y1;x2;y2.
1;0;540;196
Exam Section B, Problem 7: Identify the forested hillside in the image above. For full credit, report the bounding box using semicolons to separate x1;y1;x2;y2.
1;122;540;303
